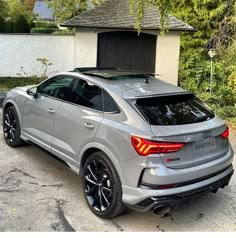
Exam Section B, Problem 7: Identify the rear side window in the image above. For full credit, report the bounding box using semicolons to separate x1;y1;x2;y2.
71;79;102;111
103;90;119;112
136;94;215;125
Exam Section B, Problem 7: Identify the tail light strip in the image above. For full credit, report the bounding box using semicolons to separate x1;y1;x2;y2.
131;136;184;156
221;127;229;139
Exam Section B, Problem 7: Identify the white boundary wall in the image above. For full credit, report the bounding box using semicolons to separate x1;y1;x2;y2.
155;32;180;86
0;34;75;77
0;32;180;85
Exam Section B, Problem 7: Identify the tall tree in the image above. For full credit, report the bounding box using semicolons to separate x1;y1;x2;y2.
24;0;36;12
48;0;85;22
0;0;9;17
48;0;104;22
13;14;30;33
5;0;33;21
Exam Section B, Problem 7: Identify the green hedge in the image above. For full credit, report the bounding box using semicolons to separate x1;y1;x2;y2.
30;27;59;34
52;30;75;35
35;22;58;29
14;15;30;33
0;15;5;33
5;21;14;33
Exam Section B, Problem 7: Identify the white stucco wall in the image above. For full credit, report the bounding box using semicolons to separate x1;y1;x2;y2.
0;32;181;86
73;29;181;86
155;32;181;85
0;34;75;77
74;31;98;68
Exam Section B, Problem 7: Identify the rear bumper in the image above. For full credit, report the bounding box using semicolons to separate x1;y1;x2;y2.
122;165;234;212
130;169;233;212
140;146;234;186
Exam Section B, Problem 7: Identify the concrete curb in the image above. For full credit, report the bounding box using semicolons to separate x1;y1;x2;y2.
0;92;6;108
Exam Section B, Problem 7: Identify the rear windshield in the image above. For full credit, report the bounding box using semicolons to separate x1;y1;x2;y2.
136;94;215;125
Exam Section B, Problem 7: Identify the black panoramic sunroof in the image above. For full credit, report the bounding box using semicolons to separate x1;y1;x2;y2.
74;67;154;80
74;67;119;73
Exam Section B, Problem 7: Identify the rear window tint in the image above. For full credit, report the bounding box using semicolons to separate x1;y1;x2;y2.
136;94;215;125
103;90;120;112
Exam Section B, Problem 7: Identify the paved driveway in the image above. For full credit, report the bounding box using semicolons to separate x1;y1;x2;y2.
0;109;236;231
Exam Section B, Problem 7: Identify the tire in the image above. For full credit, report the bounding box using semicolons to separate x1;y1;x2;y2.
82;152;126;219
3;106;25;147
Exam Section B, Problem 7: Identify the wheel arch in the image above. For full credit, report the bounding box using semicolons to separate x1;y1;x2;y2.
3;100;23;128
78;142;126;185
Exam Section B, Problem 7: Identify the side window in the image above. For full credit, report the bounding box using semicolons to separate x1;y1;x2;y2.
103;90;119;113
38;75;75;101
71;79;102;111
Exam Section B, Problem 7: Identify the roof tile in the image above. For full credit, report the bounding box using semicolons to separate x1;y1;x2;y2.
62;0;194;31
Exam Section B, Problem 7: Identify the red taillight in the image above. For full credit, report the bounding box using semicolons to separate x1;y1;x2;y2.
131;136;184;156
221;127;229;139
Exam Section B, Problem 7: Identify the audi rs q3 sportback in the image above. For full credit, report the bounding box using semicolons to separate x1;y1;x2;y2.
2;68;234;219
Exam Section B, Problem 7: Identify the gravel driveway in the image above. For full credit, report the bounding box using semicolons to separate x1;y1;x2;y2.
0;109;236;232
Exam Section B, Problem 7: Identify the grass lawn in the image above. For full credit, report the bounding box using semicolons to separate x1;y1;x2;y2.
0;77;44;91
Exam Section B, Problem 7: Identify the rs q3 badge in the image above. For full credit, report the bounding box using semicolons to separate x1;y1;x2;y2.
166;158;180;163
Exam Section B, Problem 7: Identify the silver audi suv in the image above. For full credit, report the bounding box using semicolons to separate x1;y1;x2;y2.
2;68;234;219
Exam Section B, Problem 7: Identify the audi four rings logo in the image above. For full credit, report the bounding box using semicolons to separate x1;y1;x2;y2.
202;131;212;139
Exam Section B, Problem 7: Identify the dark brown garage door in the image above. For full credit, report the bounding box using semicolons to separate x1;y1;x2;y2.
97;31;157;73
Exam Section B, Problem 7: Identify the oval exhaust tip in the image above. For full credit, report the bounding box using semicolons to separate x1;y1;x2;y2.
153;205;171;216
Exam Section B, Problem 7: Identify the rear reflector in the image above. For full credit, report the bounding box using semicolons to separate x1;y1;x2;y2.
221;127;229;139
131;136;184;156
158;184;176;189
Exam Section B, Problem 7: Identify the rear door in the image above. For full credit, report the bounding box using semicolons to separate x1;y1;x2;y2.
136;93;229;169
51;78;104;165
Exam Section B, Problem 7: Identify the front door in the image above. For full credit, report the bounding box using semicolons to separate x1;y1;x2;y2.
22;75;76;151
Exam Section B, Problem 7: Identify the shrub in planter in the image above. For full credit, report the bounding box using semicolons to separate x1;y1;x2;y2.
0;15;5;33
30;27;58;34
13;15;30;33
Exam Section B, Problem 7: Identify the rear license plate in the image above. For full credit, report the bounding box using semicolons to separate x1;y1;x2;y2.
193;137;216;152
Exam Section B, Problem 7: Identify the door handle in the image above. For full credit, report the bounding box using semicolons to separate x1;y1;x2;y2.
84;123;95;129
47;108;55;114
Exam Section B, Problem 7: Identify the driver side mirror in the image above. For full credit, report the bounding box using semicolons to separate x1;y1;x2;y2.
27;86;38;98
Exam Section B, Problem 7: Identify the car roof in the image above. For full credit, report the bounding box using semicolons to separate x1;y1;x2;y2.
57;69;188;98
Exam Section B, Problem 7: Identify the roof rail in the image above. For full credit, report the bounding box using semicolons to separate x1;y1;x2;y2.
74;67;119;73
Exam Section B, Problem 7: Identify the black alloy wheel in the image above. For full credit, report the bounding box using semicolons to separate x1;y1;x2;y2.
3;106;25;147
82;152;125;219
84;159;113;212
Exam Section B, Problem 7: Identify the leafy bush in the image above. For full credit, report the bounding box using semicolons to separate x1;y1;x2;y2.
178;46;236;123
0;77;44;91
30;27;58;34
52;30;75;35
0;14;5;33
179;51;227;93
197;90;236;119
13;15;30;33
210;105;236;119
35;21;58;29
216;86;236;106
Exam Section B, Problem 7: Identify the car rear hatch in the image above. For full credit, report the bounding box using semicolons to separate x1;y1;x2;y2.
135;93;229;169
